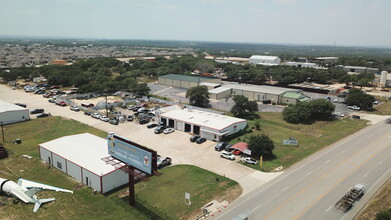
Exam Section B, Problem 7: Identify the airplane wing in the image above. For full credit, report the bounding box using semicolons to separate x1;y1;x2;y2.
17;179;73;194
9;190;31;203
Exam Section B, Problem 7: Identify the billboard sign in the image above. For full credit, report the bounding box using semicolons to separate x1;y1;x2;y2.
107;133;154;174
283;138;298;146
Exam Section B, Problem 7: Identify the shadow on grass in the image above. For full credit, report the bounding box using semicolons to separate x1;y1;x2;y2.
114;196;172;220
263;154;277;161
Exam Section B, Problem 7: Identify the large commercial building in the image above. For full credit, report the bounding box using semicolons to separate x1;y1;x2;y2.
158;74;221;89
0;100;30;125
39;133;128;194
159;106;247;141
249;55;281;66
343;66;379;74
213;84;308;105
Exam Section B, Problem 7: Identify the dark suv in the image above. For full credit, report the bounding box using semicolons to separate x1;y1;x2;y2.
215;142;228;151
30;109;44;114
190;135;200;142
154;126;165;134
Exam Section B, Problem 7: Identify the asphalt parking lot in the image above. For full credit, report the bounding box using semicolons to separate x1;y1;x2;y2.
0;85;281;195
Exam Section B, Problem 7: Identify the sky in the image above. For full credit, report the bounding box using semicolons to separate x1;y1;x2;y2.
0;0;390;47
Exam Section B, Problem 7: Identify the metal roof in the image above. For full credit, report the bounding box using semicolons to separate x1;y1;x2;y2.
249;55;280;60
39;133;122;177
160;107;246;131
0;100;25;113
159;74;213;83
224;83;300;95
209;87;232;94
282;91;306;99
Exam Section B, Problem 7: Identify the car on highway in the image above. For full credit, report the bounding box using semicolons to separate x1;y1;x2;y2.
196;137;206;144
163;128;175;134
99;115;109;122
190;135;200;142
147;123;158;129
220;151;235;160
215;142;228;151
30;109;44;114
241;157;258;165
157;156;172;169
91;113;101;119
36;113;50;118
70;106;80;111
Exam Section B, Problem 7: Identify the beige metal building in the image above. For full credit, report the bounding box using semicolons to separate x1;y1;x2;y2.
209;87;232;100
158;74;221;89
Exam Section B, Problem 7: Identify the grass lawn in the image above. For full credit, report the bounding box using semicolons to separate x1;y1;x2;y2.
231;112;368;172
369;100;391;115
0;117;240;220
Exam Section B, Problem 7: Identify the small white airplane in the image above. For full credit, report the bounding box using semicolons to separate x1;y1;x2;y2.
0;177;73;212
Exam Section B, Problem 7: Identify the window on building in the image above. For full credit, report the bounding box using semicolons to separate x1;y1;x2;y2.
57;161;62;169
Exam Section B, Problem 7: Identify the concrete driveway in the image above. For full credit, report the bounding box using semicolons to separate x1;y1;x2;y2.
0;85;281;195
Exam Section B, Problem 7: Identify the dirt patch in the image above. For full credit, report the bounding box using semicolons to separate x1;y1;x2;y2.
356;178;391;220
184;185;242;220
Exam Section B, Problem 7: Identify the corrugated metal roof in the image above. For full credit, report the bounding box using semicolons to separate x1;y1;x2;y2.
39;133;121;176
224;84;300;95
209;87;232;94
0;100;25;113
160;108;246;131
282;91;305;99
250;55;279;60
159;74;213;83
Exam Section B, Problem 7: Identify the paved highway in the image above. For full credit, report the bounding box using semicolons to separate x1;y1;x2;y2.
214;121;391;220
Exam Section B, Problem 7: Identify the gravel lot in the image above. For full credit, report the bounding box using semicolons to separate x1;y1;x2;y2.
0;85;281;195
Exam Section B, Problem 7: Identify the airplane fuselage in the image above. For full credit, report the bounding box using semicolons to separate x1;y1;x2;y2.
0;177;35;203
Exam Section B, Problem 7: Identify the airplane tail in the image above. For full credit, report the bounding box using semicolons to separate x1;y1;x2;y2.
33;198;55;213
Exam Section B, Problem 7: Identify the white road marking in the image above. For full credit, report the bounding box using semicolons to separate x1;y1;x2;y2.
379;161;383;165
326;205;333;212
305;171;312;176
364;173;369;177
339;150;346;155
153;87;172;95
281;186;289;192
253;205;262;211
325;160;331;164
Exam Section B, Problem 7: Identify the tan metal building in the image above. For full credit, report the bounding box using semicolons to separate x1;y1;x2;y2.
158;74;221;89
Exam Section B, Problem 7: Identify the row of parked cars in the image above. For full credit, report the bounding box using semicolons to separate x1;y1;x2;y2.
214;141;258;165
30;108;51;118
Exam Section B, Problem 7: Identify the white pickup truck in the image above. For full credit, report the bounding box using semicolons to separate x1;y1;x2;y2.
335;184;365;212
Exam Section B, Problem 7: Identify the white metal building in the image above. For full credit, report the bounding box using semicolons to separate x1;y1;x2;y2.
0;100;30;125
209;87;232;100
39;133;128;194
249;55;281;66
159;107;247;141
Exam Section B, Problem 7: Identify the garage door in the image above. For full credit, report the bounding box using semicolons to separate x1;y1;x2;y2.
201;131;216;141
176;121;184;131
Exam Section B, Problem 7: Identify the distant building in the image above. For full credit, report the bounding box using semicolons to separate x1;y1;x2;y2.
285;62;320;68
158;74;221;89
51;59;67;65
379;71;391;87
343;66;379;74
249;55;281;66
0;100;30;125
313;57;339;64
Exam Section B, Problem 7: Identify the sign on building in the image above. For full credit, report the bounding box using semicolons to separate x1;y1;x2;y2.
107;133;155;174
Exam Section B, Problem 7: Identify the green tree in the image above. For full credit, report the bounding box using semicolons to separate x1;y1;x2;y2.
135;83;151;96
376;208;391;220
282;99;335;124
346;88;375;110
230;95;259;118
186;86;210;107
248;134;275;157
309;99;335;120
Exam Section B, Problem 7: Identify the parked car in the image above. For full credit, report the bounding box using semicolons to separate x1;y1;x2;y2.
232;149;242;155
348;105;360;111
196;137;206;144
36;113;50;118
139;118;149;125
30;109;44;114
109;118;119;125
84;111;92;116
99;115;109;122
215;142;228;151
154;126;165;134
157;156;172;169
48;99;55;103
163;128;175;134
241;157;258;165
91;113;101;119
220;151;235;160
81;103;94;108
147;123;158;129
190;135;200;142
14;103;26;108
70;106;80;111
386;118;391;124
126;114;134;121
58;102;67;107
224;144;233;151
334;112;345;117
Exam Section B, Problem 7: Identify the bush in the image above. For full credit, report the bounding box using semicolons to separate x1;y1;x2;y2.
376;209;391;220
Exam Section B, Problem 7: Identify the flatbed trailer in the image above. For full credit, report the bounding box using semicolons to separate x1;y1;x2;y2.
335;184;365;212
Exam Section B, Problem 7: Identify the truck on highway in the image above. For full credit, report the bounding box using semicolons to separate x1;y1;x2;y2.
335;184;365;212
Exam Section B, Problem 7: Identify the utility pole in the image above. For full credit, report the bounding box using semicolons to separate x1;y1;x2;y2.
1;122;4;142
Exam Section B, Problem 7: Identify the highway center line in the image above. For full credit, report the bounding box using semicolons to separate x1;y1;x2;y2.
326;205;333;212
281;186;289;192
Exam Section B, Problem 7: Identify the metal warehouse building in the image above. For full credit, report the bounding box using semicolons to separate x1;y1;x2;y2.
158;74;221;89
249;55;281;66
159;106;247;141
224;84;307;105
0;100;30;125
39;133;128;194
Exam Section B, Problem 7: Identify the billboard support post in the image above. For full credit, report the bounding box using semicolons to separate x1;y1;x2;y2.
128;166;135;206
